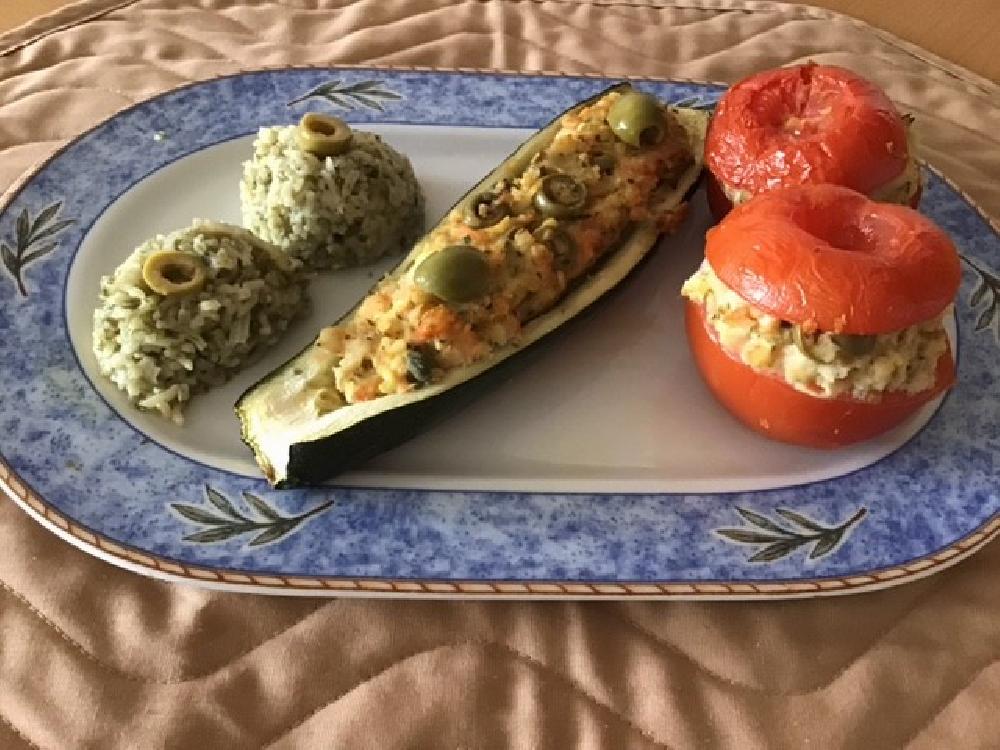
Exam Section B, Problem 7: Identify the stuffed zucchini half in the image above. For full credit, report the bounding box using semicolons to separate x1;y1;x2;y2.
238;84;709;486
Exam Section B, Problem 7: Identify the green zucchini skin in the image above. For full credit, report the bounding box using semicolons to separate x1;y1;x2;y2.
281;180;706;486
283;332;535;486
237;87;709;487
279;239;658;487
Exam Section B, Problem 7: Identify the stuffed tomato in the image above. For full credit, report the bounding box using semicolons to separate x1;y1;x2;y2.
705;63;921;220
681;184;960;449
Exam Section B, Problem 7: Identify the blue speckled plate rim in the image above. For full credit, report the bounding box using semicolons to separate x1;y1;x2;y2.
0;65;997;598
3;475;997;598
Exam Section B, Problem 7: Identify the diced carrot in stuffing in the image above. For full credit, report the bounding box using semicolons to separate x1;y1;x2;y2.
413;306;466;342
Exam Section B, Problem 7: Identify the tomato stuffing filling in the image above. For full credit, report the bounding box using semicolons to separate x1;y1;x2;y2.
681;260;950;400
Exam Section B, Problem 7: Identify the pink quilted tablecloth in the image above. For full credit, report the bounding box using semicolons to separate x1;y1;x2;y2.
0;2;997;748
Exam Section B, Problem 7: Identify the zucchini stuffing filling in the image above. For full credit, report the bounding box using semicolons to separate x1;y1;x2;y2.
301;90;696;411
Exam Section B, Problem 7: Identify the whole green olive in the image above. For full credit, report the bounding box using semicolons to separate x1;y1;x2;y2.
464;191;509;229
296;113;353;157
832;333;878;359
414;245;491;303
533;174;587;218
534;226;577;270
606;91;665;148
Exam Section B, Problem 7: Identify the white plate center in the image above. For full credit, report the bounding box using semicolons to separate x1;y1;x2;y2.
65;124;947;492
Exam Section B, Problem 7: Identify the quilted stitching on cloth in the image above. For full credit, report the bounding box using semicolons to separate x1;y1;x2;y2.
0;1;997;748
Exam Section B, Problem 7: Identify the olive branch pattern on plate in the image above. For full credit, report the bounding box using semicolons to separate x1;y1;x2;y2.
287;79;402;111
1;70;995;592
962;254;1000;341
669;94;719;111
1;201;75;297
167;78;991;561
171;486;334;547
715;506;868;562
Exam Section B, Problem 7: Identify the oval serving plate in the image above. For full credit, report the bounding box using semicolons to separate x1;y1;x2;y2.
0;68;997;599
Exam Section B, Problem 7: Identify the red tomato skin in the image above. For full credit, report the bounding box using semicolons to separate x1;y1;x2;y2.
706;64;910;198
705;184;961;335
685;300;955;449
704;168;923;224
705;170;734;223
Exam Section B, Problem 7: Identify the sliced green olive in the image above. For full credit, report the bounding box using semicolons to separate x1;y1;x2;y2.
503;229;521;254
534;226;577;270
502;229;528;271
464;191;509;229
142;250;206;296
607;91;665;148
533;174;587;218
296;113;353;157
503;227;530;260
793;328;878;363
792;327;823;362
406;346;436;385
832;334;878;358
413;245;491;303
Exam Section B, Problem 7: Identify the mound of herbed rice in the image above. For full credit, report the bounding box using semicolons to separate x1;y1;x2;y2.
239;124;425;270
92;221;309;424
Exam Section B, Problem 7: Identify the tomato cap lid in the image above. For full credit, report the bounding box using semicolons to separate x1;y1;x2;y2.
706;63;909;197
705;184;961;333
